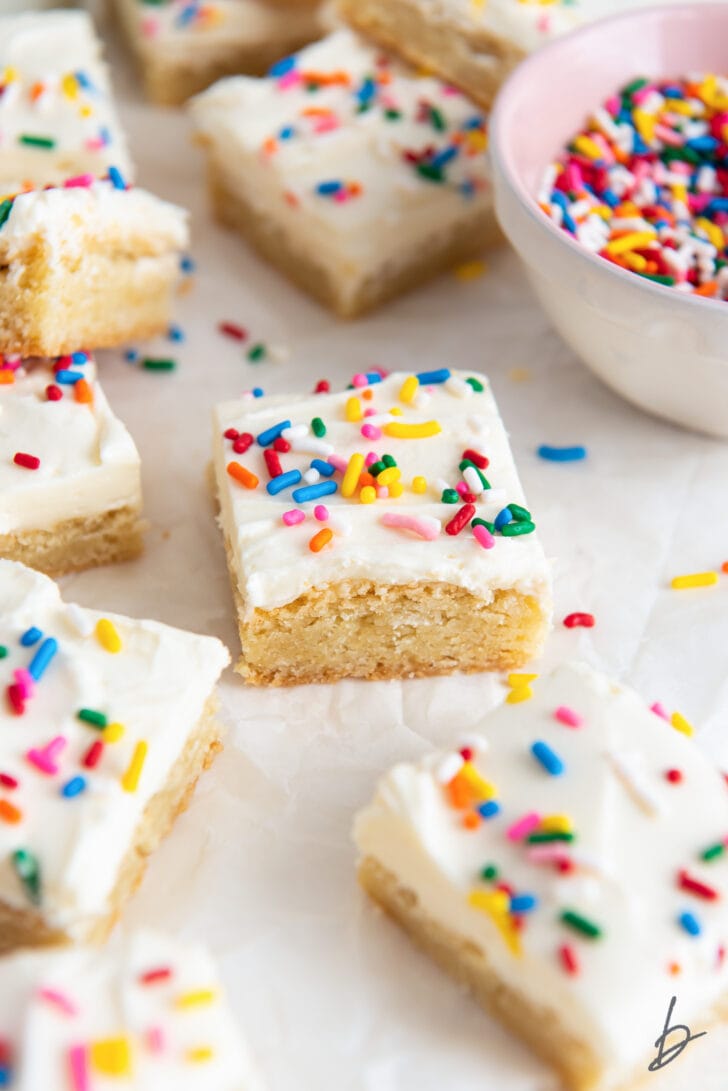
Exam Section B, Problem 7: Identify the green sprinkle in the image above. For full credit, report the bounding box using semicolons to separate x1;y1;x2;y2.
369;461;385;477
701;842;726;863
142;357;176;371
508;503;532;523
77;708;108;728
429;107;447;132
480;864;499;882
459;460;490;489
622;76;649;96
0;199;13;230
382;454;397;468
441;489;459;504
18;134;56;149
416;163;444;183
12;849;41;905
311;417;326;438
384;108;402;121
501;521;536;537
466;377;484;392
471;517;495;533
0;645;7;659
560;908;603;940
527;831;574;844
637;272;676;287
247;343;266;362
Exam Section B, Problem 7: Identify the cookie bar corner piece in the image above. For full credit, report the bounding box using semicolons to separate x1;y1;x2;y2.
0;561;230;954
213;368;551;685
354;660;728;1090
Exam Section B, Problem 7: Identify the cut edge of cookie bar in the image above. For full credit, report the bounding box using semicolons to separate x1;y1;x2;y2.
206;161;501;319
338;0;525;111
0;696;223;956
0;505;145;579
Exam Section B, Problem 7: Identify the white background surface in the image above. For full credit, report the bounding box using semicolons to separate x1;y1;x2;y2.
60;10;728;1089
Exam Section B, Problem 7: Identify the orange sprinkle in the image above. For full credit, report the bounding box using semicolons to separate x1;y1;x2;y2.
362;387;373;401
29;81;45;102
0;799;22;824
348;181;363;198
722;561;728;574
74;378;93;405
462;811;481;830
0;370;15;385
309;528;333;553
358;472;375;489
226;461;258;489
694;280;718;297
446;772;473;810
283;191;299;208
262;137;277;156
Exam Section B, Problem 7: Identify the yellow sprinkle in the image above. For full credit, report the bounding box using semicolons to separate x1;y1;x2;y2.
91;1039;131;1077
507;673;538;687
506;686;533;704
540;814;574;834
377;467;401;487
105;722;125;744
632;107;657;145
121;741;148;793
606;231;657;257
468;891;522;956
573;134;604;161
95;618;122;654
389;407;403;417
61;73;78;100
671;571;719;590
383;421;441;440
696;217;724;251
671;711;694;738
454;259;487;282
186;1046;214;1063
623;252;648;273
665;99;694;116
399;375;419;404
345;396;363;422
460;762;496;801
465;129;488;153
177;988;217;1009
3;67;18;83
79;104;93;119
412;476;427;494
341;453;364;498
360;485;376;504
388;482;404;498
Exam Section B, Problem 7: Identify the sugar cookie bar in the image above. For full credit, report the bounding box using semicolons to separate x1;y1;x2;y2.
190;29;497;318
338;0;581;110
0;561;230;952
0;176;189;358
214;369;551;685
355;661;728;1091
114;0;324;107
0;352;143;577
0;11;132;191
0;929;265;1089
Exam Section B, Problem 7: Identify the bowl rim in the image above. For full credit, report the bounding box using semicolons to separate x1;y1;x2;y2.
489;1;728;319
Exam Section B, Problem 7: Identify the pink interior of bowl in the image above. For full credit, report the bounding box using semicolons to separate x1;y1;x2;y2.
493;3;728;200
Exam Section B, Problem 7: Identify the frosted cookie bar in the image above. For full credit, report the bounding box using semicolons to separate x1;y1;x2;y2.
114;0;324;107
0;352;143;577
0;561;230;953
355;661;728;1090
190;29;496;318
213;368;551;685
0;175;189;358
0;11;132;191
338;0;581;109
0;929;264;1089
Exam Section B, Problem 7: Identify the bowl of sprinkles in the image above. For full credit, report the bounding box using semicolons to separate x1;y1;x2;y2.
490;3;728;437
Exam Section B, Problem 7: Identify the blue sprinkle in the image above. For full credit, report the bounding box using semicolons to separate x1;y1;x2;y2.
459;179;476;199
687;135;719;153
75;69;93;90
679;911;701;937
706;197;728;214
269;55;296;78
494;507;512;531
364;372;383;385
477;800;501;820
175;3;197;26
316;180;343;196
71;351;88;364
28;638;58;682
61;776;87;799
266;469;302;496
537;445;587;463
20;627;42;648
279;126;295;141
510;893;539;914
311;459;335;477
463;116;484;130
355;77;376;104
168;324;185;343
252;388;264;398
292;480;338;504
0;1066;11;1087
125;348;139;363
55;370;83;385
257;420;291;447
430;145;458;170
531;740;565;776
99;126;111;147
180;255;195;274
108;165;126;190
416;368;451;385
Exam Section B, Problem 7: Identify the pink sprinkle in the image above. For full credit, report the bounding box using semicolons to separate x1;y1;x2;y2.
472;523;495;550
314;505;329;522
455;482;469;498
13;669;34;700
38;987;77;1016
282;509;305;527
26;736;66;776
651;701;670;721
68;1045;89;1091
327;454;348;474
84;137;104;152
376;487;388;499
277;71;300;90
146;1025;165;1053
507;812;541;842
381;513;439;541
352;373;368;388
313;116;339;134
363;408;377;418
364;451;379;467
526;845;572;866
554;706;583;728
64;174;94;189
361;423;382;440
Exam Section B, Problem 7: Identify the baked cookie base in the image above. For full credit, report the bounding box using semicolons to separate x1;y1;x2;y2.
0;505;144;579
0;698;223;955
208;164;502;319
338;0;524;110
0;243;181;358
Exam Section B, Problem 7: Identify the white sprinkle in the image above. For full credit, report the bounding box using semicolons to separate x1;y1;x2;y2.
605;749;663;817
302;468;320;485
463;465;485;495
289;437;334;456
65;603;93;637
435;752;464;784
282;424;308;440
445;375;473;399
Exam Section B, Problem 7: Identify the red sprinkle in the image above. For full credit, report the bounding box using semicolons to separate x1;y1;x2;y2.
445;503;476;536
53;355;73;372
218;321;247;342
718;945;726;967
6;684;24;715
678;869;719;901
0;773;18;790
560;944;580;975
139;966;173;985
46;384;62;402
233;433;254;455
462;448;489;470
722;561;728;575
314;380;330;394
13;452;40;470
665;769;683;784
563;612;595;629
264;449;283;479
273;436;291;453
224;427;240;441
82;740;104;770
459;747;474;762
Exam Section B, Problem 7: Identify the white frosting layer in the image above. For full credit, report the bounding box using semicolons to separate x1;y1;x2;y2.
0;562;230;937
0;180;189;265
190;30;491;301
0;11;132;191
417;0;581;53
355;662;728;1085
214;370;551;616
0;929;263;1090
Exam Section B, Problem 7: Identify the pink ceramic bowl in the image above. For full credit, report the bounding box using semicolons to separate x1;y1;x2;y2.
490;3;728;437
